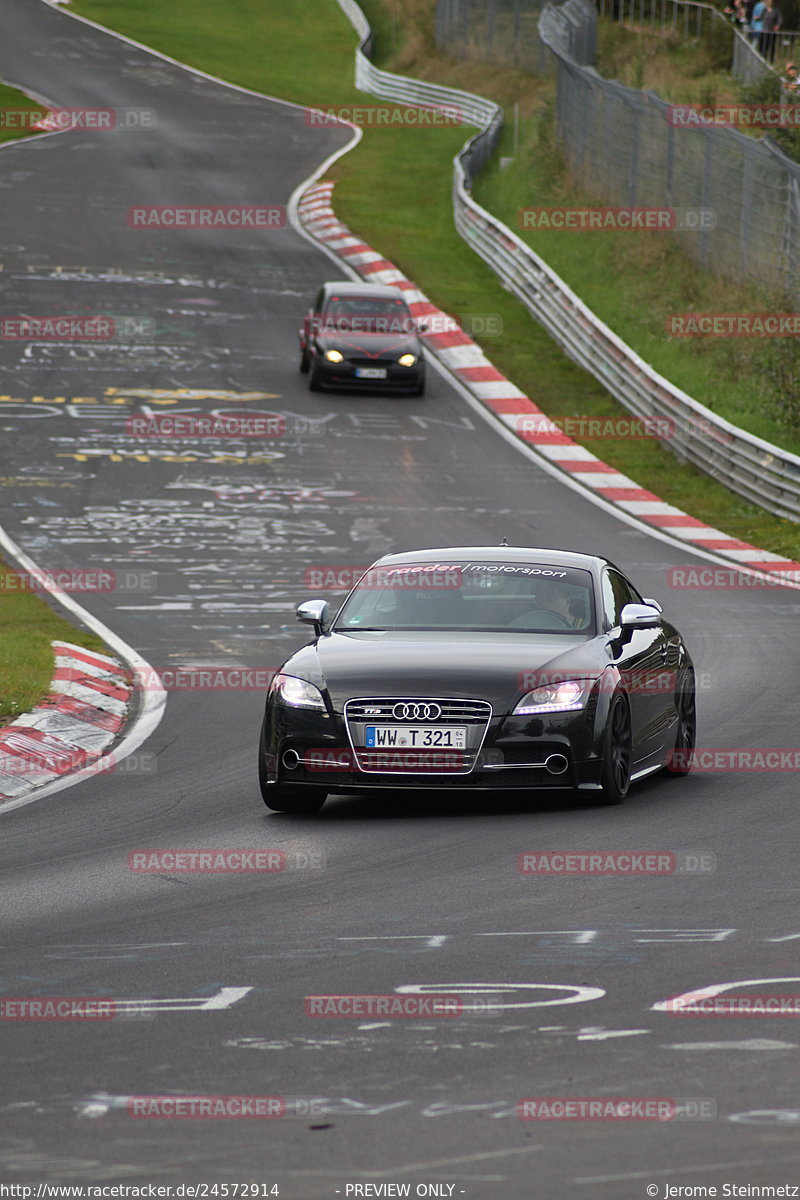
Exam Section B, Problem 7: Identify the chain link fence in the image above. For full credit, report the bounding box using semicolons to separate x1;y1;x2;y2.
331;0;800;517
540;0;800;297
435;0;555;71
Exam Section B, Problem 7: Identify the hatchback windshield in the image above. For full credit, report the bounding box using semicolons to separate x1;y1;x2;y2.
321;295;414;334
334;563;595;634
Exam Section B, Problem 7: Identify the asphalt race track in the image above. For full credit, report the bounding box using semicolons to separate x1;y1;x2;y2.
1;1;800;1196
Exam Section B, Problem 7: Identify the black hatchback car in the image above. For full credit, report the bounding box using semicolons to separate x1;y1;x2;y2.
298;281;426;395
258;546;697;812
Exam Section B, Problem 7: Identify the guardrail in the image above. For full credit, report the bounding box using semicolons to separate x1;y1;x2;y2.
338;0;503;185
333;0;800;521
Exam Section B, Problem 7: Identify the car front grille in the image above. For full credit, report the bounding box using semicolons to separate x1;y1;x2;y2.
346;698;491;723
343;697;492;775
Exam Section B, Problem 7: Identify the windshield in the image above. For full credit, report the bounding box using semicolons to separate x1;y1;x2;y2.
320;295;415;334
334;562;595;635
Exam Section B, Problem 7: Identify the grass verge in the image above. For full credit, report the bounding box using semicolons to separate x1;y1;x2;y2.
0;80;50;144
67;0;800;566
0;562;107;725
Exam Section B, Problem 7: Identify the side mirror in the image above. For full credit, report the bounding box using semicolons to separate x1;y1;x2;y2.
297;599;330;636
641;597;663;613
620;602;662;629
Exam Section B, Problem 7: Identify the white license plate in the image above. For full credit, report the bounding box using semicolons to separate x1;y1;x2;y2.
355;367;388;379
365;725;467;749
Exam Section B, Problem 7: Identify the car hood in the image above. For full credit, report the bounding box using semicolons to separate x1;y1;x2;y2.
314;331;421;358
283;630;605;713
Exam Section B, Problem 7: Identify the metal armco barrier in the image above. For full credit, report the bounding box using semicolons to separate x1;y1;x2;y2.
334;0;800;521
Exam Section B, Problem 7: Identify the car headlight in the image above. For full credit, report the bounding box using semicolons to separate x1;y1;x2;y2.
270;673;326;711
324;349;344;363
513;679;588;715
398;353;417;366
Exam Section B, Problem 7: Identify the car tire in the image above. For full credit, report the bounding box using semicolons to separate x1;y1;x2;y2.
308;360;323;392
597;693;632;805
258;722;327;812
667;669;696;776
299;350;310;374
261;784;327;813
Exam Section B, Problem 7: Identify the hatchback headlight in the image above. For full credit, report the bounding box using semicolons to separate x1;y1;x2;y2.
398;353;417;366
270;673;326;711
324;349;344;363
513;679;588;715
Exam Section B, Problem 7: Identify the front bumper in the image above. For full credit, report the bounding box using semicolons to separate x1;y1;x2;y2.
312;356;425;392
262;703;605;792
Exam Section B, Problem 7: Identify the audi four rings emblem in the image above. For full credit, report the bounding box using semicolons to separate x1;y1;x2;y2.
392;702;442;721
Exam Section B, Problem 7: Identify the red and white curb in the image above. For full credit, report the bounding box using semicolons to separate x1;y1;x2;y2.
297;179;800;584
0;641;132;803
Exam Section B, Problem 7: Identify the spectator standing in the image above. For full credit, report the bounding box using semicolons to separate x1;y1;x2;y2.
750;0;766;44
759;0;782;60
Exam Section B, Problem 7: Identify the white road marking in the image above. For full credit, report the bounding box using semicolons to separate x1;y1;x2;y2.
325;1146;544;1177
667;1039;797;1050
653;975;800;1010
395;982;605;1010
575;1155;800;1183
337;935;449;948
575;1027;649;1041
114;986;251;1013
478;930;598;943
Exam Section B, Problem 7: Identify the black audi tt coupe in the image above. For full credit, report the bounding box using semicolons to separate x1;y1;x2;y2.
258;546;696;812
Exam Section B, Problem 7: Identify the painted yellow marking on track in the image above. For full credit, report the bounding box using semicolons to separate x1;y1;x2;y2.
105;388;280;401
